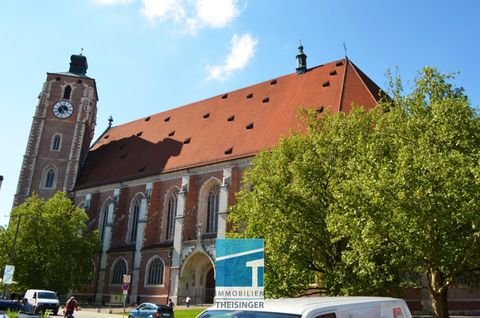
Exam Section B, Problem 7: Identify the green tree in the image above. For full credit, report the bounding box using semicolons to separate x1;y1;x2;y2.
329;68;480;318
228;67;480;318
3;192;99;296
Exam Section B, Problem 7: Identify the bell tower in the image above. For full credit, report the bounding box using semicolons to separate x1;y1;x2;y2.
14;53;98;206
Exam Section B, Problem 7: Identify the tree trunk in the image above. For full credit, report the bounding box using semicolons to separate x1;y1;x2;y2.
428;270;450;318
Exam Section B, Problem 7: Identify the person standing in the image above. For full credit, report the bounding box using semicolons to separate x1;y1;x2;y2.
64;296;78;317
185;296;191;308
168;298;174;309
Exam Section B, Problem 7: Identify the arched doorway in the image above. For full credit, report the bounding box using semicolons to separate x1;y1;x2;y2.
179;251;215;305
205;267;215;303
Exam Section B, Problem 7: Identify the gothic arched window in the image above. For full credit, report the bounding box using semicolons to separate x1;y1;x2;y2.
129;197;141;243
166;190;178;240
206;184;220;233
111;258;127;285
100;201;112;243
51;134;61;151
146;257;164;285
44;169;55;188
63;85;72;99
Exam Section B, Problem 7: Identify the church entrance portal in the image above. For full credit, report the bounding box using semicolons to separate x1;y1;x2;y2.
179;251;215;305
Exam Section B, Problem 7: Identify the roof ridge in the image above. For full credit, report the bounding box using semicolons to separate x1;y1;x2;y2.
345;59;382;105
338;58;348;112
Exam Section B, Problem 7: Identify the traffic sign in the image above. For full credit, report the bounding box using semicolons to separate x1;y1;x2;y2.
122;283;129;291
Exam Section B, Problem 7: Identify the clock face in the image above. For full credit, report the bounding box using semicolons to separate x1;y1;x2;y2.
53;100;74;119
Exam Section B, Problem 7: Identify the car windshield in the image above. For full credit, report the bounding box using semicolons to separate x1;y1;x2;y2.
38;292;57;299
198;310;300;318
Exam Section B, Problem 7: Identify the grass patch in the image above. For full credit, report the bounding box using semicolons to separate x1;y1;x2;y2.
174;308;205;318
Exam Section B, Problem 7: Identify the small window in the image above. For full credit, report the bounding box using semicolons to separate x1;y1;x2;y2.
330;70;337;76
145;116;151;122
183;137;191;144
336;61;343;66
51;134;61;151
262;97;269;103
203;113;210;119
224;147;233;155
221;94;228;99
44;169;55;188
246;123;254;130
104;135;110;139
63;85;72;99
227;115;235;122
168;131;175;136
270;79;277;85
164;116;171;122
322;81;330;87
136;131;143;137
246;93;253;99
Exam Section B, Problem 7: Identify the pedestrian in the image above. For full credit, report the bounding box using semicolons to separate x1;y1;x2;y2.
185;296;191;308
168;298;174;309
21;298;34;313
64;296;78;317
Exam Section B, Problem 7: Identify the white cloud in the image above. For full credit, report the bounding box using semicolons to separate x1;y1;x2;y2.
207;33;258;81
140;0;240;34
196;0;239;28
141;0;186;23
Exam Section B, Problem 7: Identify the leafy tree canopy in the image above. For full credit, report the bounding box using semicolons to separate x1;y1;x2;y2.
2;192;100;296
228;67;480;318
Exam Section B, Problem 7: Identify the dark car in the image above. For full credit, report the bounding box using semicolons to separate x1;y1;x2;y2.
128;302;174;318
0;299;21;312
0;299;22;318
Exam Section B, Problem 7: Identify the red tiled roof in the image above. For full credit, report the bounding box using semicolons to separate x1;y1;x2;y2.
76;58;381;189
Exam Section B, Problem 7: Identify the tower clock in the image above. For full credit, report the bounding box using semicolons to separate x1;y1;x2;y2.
14;54;98;206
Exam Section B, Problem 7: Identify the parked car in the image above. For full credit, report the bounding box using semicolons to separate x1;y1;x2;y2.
0;299;22;318
129;302;174;318
23;289;59;315
197;296;412;318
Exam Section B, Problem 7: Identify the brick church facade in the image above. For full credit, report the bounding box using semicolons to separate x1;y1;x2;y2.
13;47;479;313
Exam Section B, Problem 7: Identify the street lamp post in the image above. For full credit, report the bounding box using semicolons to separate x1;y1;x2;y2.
0;175;3;191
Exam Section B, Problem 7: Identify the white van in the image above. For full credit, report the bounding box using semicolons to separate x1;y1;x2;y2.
23;289;60;315
197;296;412;318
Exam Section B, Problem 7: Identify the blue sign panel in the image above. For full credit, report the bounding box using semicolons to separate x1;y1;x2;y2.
215;239;264;309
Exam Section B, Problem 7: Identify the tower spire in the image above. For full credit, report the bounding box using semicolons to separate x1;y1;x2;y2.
295;40;307;74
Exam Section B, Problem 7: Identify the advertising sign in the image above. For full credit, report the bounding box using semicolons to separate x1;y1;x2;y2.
215;239;264;309
3;265;14;285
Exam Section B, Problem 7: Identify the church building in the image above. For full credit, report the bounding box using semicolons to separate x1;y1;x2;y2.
15;47;384;306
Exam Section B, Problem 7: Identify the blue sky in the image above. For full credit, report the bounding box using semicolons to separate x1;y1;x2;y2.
0;0;479;226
